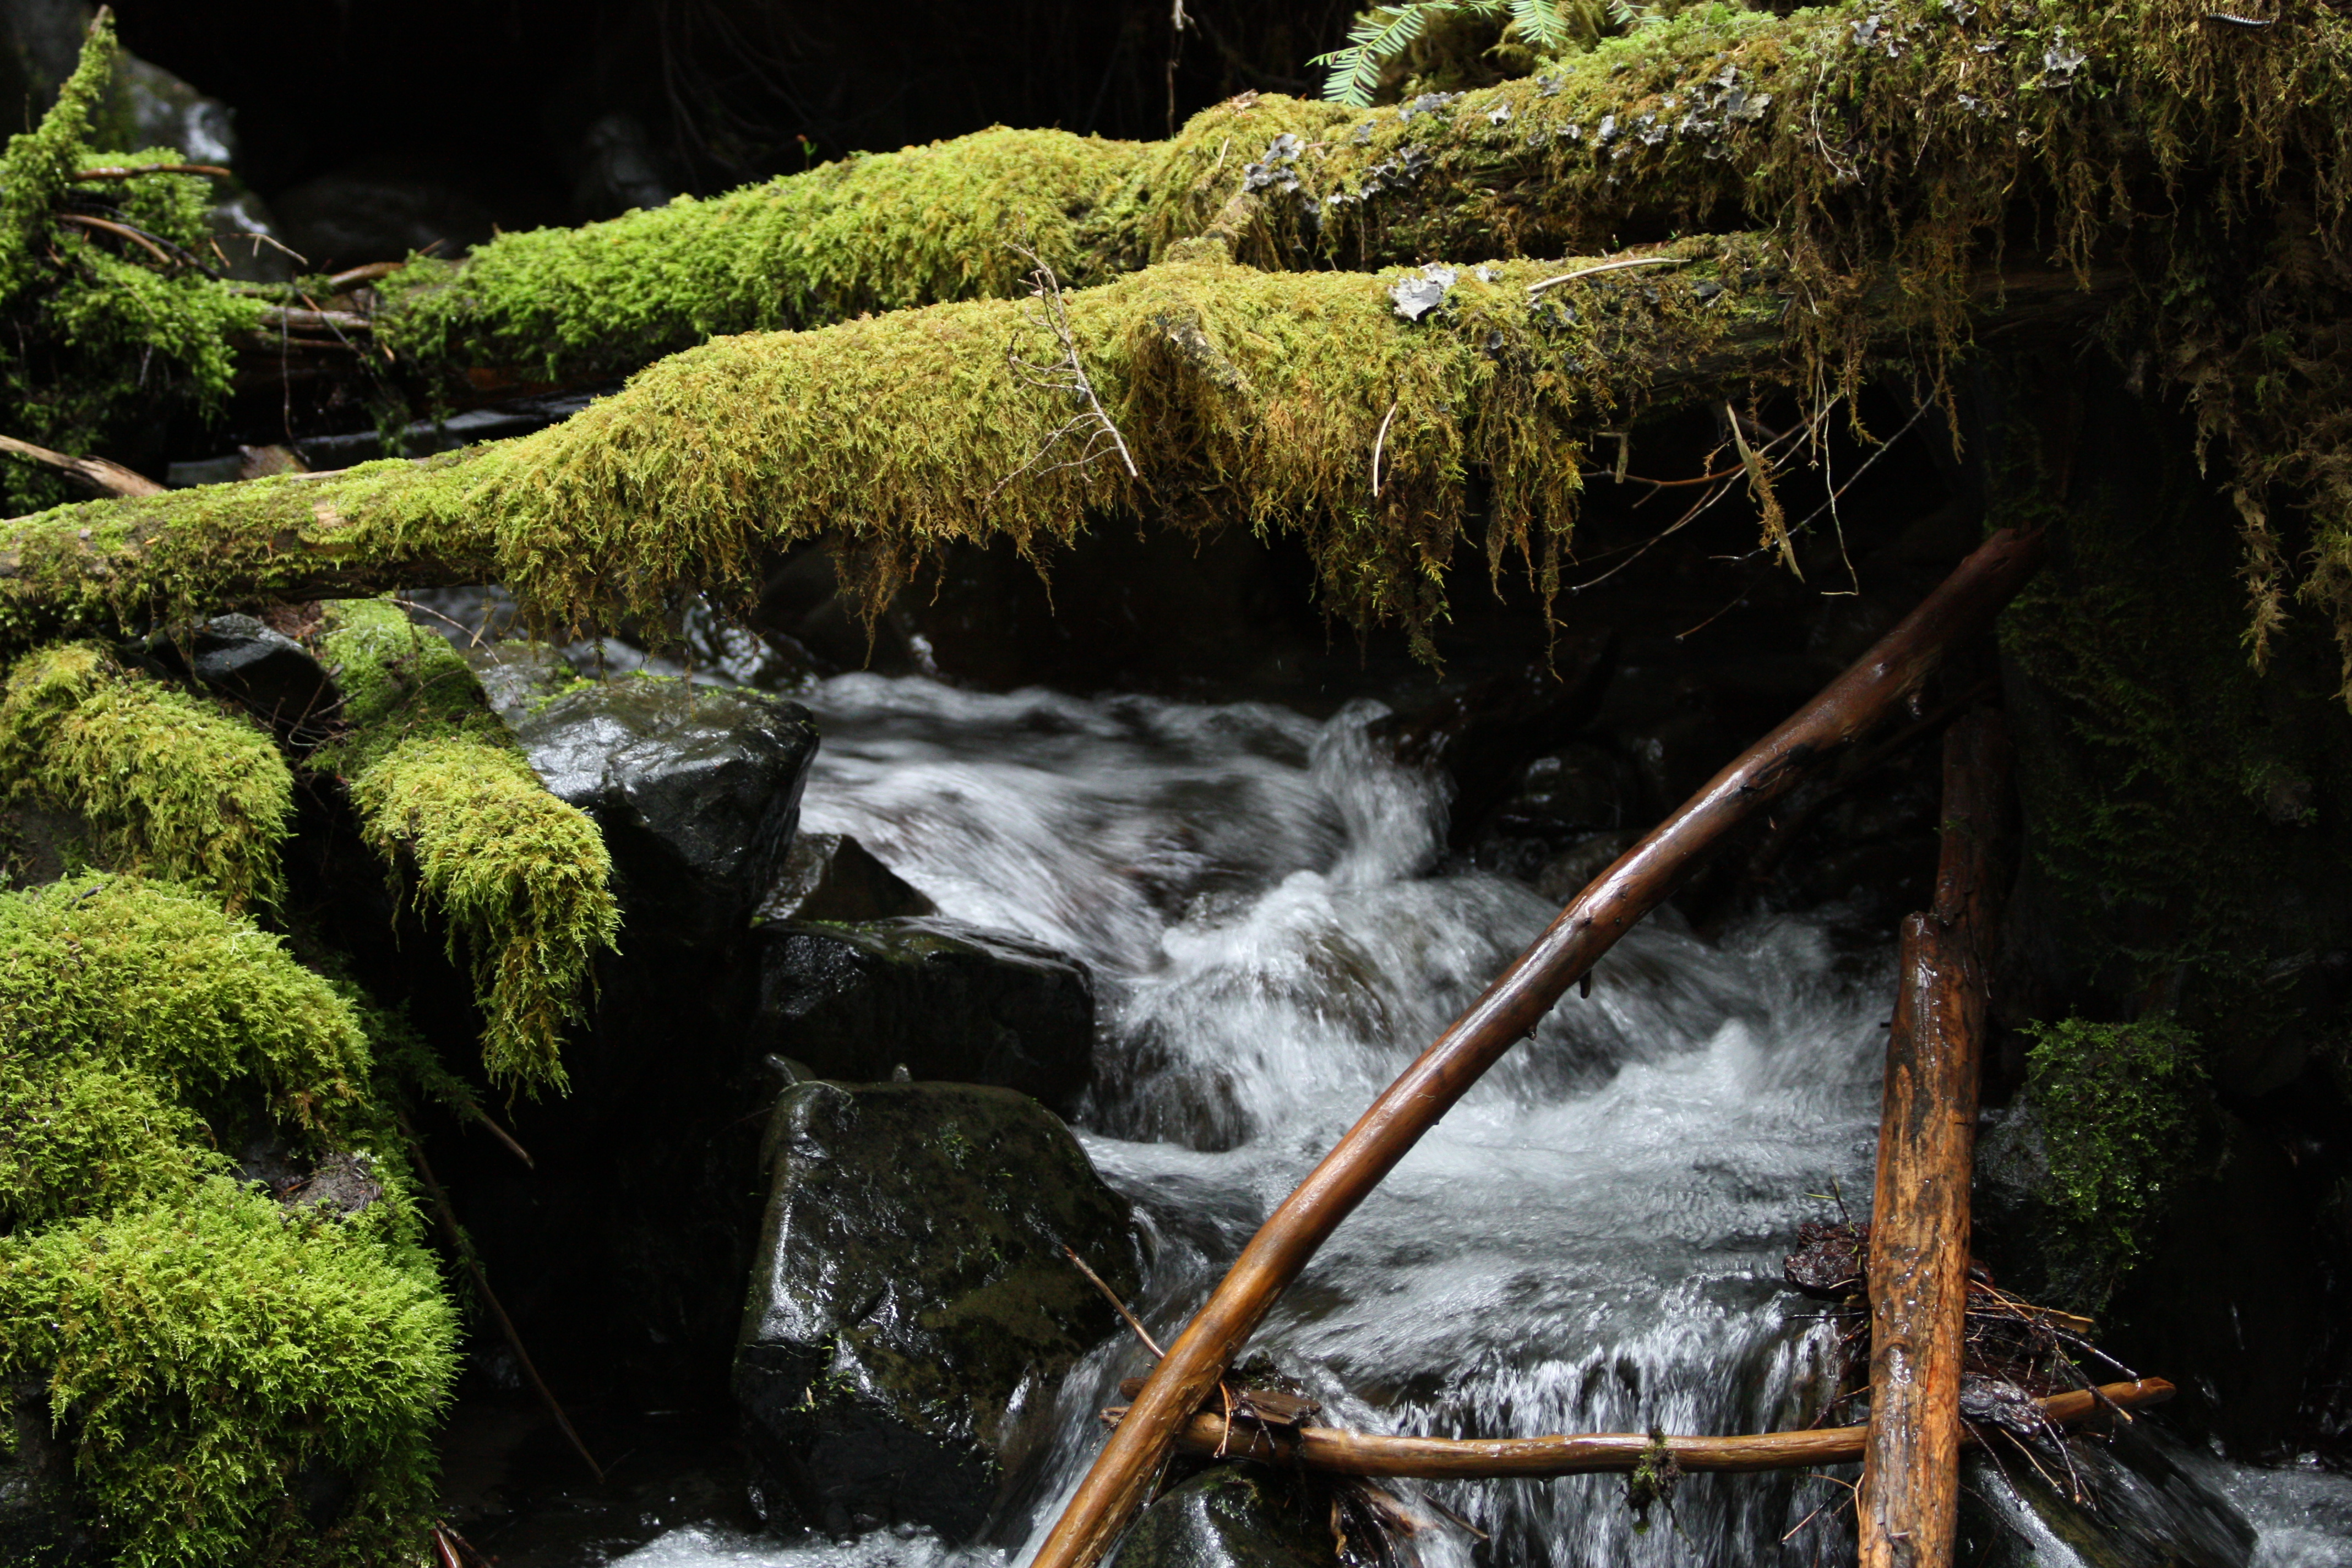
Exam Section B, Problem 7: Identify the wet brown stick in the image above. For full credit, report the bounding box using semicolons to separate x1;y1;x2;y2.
0;433;165;499
1860;710;2010;1568
1031;530;2046;1568
396;1109;605;1485
1117;1376;2171;1478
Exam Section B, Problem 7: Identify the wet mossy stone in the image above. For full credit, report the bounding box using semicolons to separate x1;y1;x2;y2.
753;917;1094;1108
505;676;818;949
1107;1467;1338;1568
181;613;336;739
734;1079;1139;1539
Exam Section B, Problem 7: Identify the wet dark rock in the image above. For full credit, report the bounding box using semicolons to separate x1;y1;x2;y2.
734;1080;1139;1539
569;111;674;218
1954;1423;2255;1568
0;804;79;891
505;678;819;950
1533;829;1641;904
184;613;336;739
0;1374;92;1566
205;190;293;284
1372;639;1616;849
271;162;498;271
759;831;934;924
276;1151;384;1220
99;53;235;166
1106;1467;1338;1568
753;918;1093;1108
1624;709;1748;819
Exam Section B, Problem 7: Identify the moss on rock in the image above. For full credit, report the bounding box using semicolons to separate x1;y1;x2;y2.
2022;1015;2206;1276
312;599;618;1093
0;874;371;1134
0;874;455;1566
0;1178;456;1568
0;642;291;913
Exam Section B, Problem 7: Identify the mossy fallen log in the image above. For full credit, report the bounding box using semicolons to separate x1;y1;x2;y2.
309;599;618;1094
0;249;2109;657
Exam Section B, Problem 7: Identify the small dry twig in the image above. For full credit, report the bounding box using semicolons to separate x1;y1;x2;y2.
991;243;1139;501
1526;255;1690;295
1371;399;1401;498
1063;1245;1164;1358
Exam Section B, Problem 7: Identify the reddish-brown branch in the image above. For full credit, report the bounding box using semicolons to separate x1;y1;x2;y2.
1859;710;2011;1568
1107;1378;2171;1478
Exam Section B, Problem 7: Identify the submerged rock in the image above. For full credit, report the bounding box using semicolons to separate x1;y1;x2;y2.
506;677;818;949
1107;1467;1338;1568
754;918;1094;1107
734;1080;1139;1539
1955;1423;2256;1568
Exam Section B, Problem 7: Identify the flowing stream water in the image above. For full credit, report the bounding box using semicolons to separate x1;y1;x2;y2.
565;669;2348;1568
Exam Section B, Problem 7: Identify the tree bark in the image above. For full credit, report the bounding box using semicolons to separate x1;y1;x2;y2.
1031;535;2044;1568
1859;710;2011;1568
1125;1377;2173;1479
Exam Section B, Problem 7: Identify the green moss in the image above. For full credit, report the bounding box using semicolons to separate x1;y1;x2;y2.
377;127;1144;386
1994;377;2352;1082
0;1049;225;1232
2023;1015;2206;1270
312;600;618;1093
0;642;292;913
0;1178;457;1568
0;874;371;1135
0;20;263;509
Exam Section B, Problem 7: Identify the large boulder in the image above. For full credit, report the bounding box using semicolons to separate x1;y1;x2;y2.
734;1080;1139;1539
504;676;819;950
1106;1467;1339;1568
753;918;1095;1108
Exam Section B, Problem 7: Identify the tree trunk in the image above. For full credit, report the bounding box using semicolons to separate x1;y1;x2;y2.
1859;710;2011;1568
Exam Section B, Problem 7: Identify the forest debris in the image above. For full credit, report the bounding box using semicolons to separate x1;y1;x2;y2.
1035;531;2045;1568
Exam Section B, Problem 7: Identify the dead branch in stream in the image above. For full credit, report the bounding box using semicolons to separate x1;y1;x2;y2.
1100;1379;2173;1479
1031;530;2045;1568
1860;710;2011;1568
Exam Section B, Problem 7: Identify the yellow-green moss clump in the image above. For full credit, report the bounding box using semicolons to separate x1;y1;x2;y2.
378;127;1144;385
0;641;292;912
0;1180;456;1568
0;875;456;1567
0;17;263;511
312;599;617;1092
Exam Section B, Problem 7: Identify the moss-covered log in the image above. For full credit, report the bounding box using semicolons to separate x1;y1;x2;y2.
0;248;2110;656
